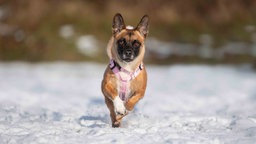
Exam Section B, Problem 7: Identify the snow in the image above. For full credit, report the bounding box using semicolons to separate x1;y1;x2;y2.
0;62;256;144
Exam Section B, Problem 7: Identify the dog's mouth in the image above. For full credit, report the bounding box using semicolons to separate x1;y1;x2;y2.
121;53;134;62
122;57;133;62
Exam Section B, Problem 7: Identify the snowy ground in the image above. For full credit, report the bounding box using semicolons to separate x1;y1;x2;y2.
0;62;256;144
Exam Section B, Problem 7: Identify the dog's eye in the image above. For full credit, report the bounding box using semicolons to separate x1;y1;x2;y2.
118;39;126;45
133;40;141;48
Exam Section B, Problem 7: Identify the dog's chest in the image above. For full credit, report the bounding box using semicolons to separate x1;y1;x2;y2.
116;66;133;101
109;61;143;102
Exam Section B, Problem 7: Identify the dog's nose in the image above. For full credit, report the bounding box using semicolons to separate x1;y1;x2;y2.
125;49;132;56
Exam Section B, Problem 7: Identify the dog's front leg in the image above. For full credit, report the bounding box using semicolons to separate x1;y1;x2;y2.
110;96;128;127
113;96;127;116
102;76;129;127
104;96;126;127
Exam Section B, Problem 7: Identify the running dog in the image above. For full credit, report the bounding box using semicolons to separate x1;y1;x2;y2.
101;13;149;127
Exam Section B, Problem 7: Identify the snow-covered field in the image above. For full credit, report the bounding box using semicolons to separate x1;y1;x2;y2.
0;62;256;144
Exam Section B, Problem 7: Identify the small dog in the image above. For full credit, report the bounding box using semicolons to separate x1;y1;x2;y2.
101;13;149;127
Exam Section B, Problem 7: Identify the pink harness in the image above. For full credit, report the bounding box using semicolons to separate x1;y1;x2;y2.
109;59;143;101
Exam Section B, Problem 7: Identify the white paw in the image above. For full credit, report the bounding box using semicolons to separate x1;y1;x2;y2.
113;96;127;115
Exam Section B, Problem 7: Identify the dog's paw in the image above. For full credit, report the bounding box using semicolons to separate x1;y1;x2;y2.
113;96;127;116
112;121;120;128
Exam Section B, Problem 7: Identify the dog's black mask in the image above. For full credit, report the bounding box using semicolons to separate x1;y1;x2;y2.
117;38;141;62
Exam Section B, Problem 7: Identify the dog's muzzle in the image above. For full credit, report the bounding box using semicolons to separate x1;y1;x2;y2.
122;49;134;62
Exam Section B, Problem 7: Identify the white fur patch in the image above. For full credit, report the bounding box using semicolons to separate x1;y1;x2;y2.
126;25;134;30
113;96;126;115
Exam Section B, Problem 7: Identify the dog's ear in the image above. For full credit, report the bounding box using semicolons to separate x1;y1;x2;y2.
112;13;126;35
136;15;149;38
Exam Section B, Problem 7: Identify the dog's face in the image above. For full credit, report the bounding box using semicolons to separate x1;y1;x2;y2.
112;13;149;63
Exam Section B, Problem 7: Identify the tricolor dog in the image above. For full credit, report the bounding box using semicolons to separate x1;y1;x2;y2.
101;13;149;127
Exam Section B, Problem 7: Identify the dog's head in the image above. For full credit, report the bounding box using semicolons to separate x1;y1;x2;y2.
111;13;149;63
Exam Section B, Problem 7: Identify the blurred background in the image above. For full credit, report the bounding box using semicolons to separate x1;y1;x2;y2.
1;0;256;65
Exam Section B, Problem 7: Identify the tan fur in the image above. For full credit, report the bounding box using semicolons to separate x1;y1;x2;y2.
102;13;149;128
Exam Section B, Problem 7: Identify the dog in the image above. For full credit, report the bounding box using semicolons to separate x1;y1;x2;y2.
101;13;149;127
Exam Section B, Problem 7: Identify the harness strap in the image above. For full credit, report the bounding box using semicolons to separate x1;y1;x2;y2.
109;59;143;101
